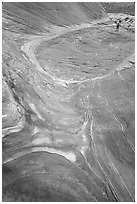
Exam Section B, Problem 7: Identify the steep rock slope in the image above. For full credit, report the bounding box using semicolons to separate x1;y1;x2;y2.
101;2;135;16
2;2;107;34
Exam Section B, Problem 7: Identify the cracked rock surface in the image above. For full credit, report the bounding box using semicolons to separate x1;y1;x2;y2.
2;2;135;202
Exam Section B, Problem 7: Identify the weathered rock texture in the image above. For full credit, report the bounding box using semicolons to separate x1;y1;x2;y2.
2;2;135;202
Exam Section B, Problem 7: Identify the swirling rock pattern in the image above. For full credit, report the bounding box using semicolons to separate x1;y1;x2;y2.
2;2;135;202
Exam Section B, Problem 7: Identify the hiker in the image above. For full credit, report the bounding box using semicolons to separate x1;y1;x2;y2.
115;19;122;31
116;21;120;31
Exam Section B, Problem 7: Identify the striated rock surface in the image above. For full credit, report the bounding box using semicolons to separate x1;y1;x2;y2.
2;2;135;202
101;2;135;16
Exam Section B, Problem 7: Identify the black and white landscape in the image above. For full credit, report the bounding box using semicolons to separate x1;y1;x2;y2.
2;2;135;202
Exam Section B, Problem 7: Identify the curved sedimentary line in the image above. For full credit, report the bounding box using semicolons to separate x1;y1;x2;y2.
21;19;111;84
98;116;134;200
4;170;97;201
106;104;135;152
97;123;133;201
3;149;76;166
21;14;134;89
89;118;121;201
107;151;134;201
2;116;25;137
82;152;106;184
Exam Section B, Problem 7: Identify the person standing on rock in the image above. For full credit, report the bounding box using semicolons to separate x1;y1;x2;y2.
116;19;122;32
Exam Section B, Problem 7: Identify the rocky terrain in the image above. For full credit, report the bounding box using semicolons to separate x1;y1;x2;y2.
101;2;135;16
2;2;135;202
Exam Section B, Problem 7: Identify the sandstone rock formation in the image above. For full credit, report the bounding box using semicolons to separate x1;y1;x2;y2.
2;2;135;202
